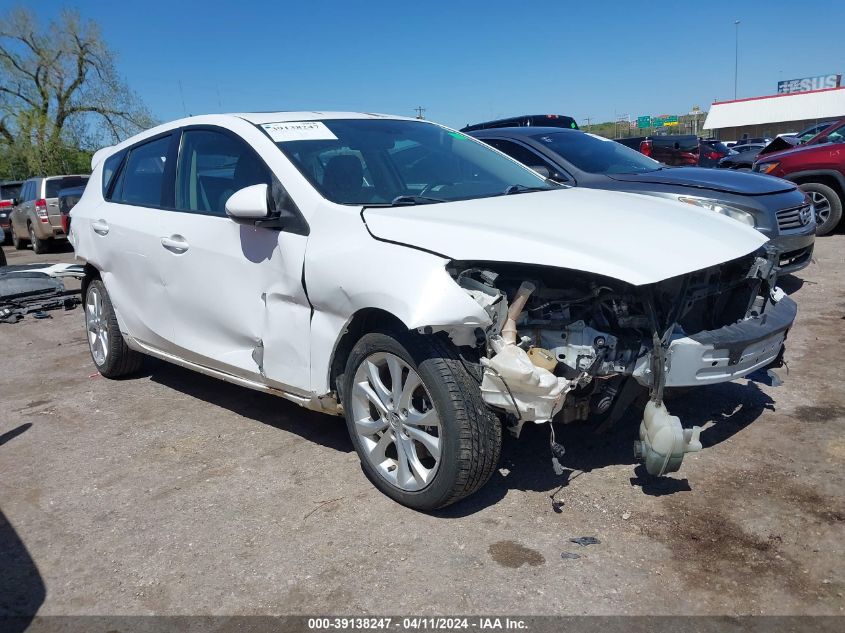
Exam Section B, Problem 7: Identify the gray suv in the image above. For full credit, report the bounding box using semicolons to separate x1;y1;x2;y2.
9;175;89;253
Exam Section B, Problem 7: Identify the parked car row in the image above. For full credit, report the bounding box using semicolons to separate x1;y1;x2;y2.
65;110;803;510
599;118;844;236
0;175;89;252
752;119;845;235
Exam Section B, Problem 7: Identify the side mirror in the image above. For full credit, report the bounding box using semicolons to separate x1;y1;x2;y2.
225;184;270;221
531;165;551;178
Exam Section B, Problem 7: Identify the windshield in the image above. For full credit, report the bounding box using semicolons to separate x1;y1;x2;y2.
266;119;553;205
1;183;21;200
532;132;662;175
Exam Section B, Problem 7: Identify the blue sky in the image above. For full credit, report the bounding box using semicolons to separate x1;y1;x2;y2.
14;0;845;129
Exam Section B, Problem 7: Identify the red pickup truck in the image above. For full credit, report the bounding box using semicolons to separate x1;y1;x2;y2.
754;119;845;235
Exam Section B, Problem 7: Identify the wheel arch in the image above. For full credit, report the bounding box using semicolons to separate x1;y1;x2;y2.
81;263;101;298
328;307;409;402
786;170;845;199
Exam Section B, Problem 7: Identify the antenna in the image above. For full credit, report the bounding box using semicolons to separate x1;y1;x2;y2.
178;80;187;117
414;106;426;120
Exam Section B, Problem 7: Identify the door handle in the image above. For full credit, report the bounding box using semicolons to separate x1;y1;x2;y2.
48;201;58;207
161;235;189;254
92;219;109;235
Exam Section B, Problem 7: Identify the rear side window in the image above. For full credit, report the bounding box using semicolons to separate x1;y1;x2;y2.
46;176;89;199
113;136;171;207
103;150;126;198
175;129;270;216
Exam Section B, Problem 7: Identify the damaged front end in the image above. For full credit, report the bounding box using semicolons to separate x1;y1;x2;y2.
448;246;795;477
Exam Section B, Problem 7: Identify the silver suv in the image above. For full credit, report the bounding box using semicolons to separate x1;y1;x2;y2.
10;175;89;253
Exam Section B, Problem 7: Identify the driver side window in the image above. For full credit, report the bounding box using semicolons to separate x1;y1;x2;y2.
175;129;271;217
484;139;566;181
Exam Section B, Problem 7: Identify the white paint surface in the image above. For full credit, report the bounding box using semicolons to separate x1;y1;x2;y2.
72;111;770;411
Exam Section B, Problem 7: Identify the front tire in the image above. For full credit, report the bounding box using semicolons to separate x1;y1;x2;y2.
85;279;144;378
800;182;843;236
342;331;501;511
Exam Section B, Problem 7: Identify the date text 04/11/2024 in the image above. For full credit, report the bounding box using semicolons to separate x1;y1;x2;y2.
307;617;528;630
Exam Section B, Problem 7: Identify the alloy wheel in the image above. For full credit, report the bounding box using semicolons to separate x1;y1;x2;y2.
350;352;441;492
86;286;109;366
810;191;831;225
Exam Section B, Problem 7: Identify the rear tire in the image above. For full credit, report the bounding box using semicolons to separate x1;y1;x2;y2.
342;330;501;511
85;279;144;378
11;224;25;250
799;182;842;236
28;223;49;254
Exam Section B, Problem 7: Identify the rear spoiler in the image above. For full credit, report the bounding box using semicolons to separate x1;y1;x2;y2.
91;146;115;171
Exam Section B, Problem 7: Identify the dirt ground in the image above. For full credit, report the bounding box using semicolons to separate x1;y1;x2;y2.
0;236;843;617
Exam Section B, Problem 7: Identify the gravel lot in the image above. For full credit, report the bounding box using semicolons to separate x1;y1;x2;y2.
1;236;843;617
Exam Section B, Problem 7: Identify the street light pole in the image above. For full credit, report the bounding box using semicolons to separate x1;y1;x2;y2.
734;20;741;100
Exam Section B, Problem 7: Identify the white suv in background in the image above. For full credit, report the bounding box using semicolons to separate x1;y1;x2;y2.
71;112;796;510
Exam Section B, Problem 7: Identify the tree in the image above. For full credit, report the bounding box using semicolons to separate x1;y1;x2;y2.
0;7;154;177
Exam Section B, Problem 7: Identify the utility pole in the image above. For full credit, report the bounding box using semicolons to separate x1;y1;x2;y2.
414;106;426;120
583;117;592;132
734;20;740;100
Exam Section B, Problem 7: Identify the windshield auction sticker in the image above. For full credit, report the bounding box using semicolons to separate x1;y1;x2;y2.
261;121;338;142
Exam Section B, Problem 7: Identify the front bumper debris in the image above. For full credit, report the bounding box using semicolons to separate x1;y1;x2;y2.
633;294;797;388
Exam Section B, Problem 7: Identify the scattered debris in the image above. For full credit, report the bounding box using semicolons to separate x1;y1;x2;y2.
570;536;601;546
0;264;83;324
560;552;582;560
622;511;631;520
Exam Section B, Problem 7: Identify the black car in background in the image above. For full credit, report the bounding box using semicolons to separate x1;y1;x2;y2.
461;114;578;132
718;143;767;171
698;139;732;168
469;126;816;273
58;184;86;236
732;136;771;148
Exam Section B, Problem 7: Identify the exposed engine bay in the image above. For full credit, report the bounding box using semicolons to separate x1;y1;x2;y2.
448;246;795;477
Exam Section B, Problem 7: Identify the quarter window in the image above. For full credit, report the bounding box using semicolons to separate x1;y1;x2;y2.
175;129;271;216
113;136;171;207
103;150;126;198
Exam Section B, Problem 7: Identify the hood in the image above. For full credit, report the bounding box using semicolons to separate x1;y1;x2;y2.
362;188;767;286
608;167;794;195
756;142;826;162
758;136;799;156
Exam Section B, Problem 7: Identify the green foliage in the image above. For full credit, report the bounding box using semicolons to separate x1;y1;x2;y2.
0;7;153;179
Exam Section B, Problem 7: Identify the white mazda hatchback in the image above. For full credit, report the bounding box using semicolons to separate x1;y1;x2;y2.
71;112;796;510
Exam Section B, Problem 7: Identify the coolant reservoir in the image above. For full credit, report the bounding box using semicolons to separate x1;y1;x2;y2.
634;401;702;476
